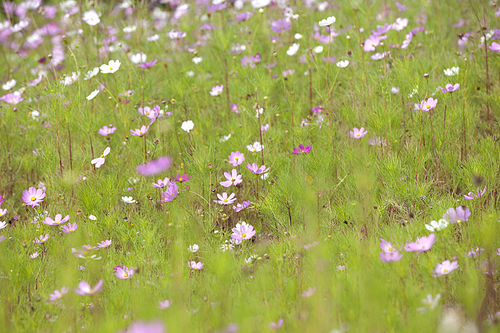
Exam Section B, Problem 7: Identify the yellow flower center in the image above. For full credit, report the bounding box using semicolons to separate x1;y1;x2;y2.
388;247;392;252
180;178;183;181
109;67;113;70
426;105;430;109
443;269;448;273
242;233;247;238
231;178;235;181
106;130;109;133
11;100;15;103
253;149;256;152
69;229;74;231
356;134;360;137
194;267;198;270
31;197;36;201
139;132;143;135
124;273;128;277
223;199;228;202
235;157;239;160
100;154;104;158
457;219;462;223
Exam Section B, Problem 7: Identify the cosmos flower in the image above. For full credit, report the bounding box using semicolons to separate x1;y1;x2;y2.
318;16;336;27
443;67;459;76
188;261;204;270
433;260;458;277
130;125;149;137
82;10;100;26
233;200;251;212
269;318;284;330
392;17;408;31
84;68;99;80
439;83;460;93
181;120;194;133
349;127;368;139
464;186;486;200
379;252;403;263
286;43;300;56
220;169;242;187
368;137;387;146
425;219;449;232
228;151;245;166
138;105;160;121
416;294;441;314
98;125;116;136
158;300;172;309
122;196;136;203
91;147;110;168
100;60;121;74
97;240;112;248
22;187;46;207
121;320;166;333
379;239;396;253
136;157;172;176
33;234;50;244
129;52;147;64
214;192;236;205
301;287;317;298
137;59;157;68
43;214;70;225
0;221;6;229
188;244;199;253
419;98;438;111
442;206;471;223
114;266;134;279
405;234;436;253
86;89;99;100
231;223;256;241
251;0;271;8
168;30;187;39
247;142;264;152
489;42;500;52
49;287;69;302
152;177;170;188
175;174;191;182
247;163;270;174
161;182;179;202
0;91;23;105
61;223;78;233
2;79;16;90
336;60;349;68
292;144;312;155
210;85;224;96
74;280;103;295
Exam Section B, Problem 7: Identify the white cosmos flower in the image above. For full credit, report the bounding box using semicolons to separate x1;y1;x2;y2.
2;79;16;91
121;196;136;203
251;0;270;8
100;60;121;74
0;221;7;229
294;33;303;40
219;134;231;142
186;71;195;77
147;34;159;42
425;219;449;232
123;25;137;33
444;67;459;76
129;53;147;64
336;60;349;68
89;215;97;221
181;120;194;133
391;17;408;31
86;89;99;101
246;141;263;152
0;209;6;217
286;43;300;56
313;46;324;53
84;67;99;80
189;244;199;252
192;57;203;64
82;10;100;26
91;147;110;168
318;16;336;27
30;110;40;120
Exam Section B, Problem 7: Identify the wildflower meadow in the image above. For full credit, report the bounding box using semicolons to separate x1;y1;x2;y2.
1;0;500;332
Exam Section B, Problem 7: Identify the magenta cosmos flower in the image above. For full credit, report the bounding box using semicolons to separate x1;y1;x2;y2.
130;125;149;137
380;252;403;263
175;174;191;182
349;127;367;139
233;200;251;212
137;59;158;68
114;265;135;279
220;169;242;187
210;85;223;96
231;223;256;241
419;98;438;111
138;105;160;121
188;261;204;270
152;177;170;188
439;83;460;93
489;42;500;52
405;234;436;253
442;206;471;223
0;91;23;105
74;279;103;295
61;223;78;233
22;187;46;207
161;182;179;202
228;151;245;166
43;214;70;225
33;234;50;244
136;156;172;176
230;103;239;114
433;260;459;277
292;144;312;155
98;125;116;136
214;192;236;205
464;186;486;200
247;163;270;174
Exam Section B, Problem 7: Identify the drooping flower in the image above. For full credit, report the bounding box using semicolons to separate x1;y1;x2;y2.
97;240;112;248
43;214;70;225
33;234;50;244
292;144;312;155
161;182;179;202
439;83;460;93
158;300;172;309
379;252;403;263
433;260;458;277
188;261;204;270
220;169;242;187
247;163;270;175
22;187;46;207
136;157;172;176
175;174;191;182
122;196;136;204
214;192;236;205
228;151;245;166
74;280;103;295
84;68;99;80
114;266;135;279
91;147;110;168
98;125;116;136
405;234;436;253
100;60;121;74
210;85;224;96
246;142;264;152
130;125;149;137
233;200;251;212
425;219;449;232
152;177;170;188
464;186;486;200
442;206;471;223
61;223;78;233
349;127;367;139
231;223;256;241
181;120;194;133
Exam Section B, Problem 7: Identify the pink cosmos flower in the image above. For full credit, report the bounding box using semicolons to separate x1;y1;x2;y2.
214;192;236;205
442;206;471;223
161;182;179;202
210;85;223;96
0;91;23;104
301;287;316;298
33;234;50;244
114;265;135;279
363;34;386;52
175;174;191;182
439;83;460;93
121;320;166;333
380;251;403;263
230;103;239;113
433;260;458;277
152;177;170;188
158;300;172;309
269;318;284;330
228;151;245;166
247;163;270;174
43;214;70;225
27;75;43;87
136;156;172;176
419;98;438;111
379;239;396;253
489;42;500;52
138;105;160;121
464;186;486;200
292;144;312;155
233;200;251;212
98;240;113;248
188;261;204;270
130;125;149;137
137;59;158;68
61;223;78;233
74;279;103;295
231;223;256;241
368;137;387;146
349;127;368;139
220;169;242;187
22;187;45;207
98;125;116;136
405;234;435;253
49;287;69;302
91;147;111;168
